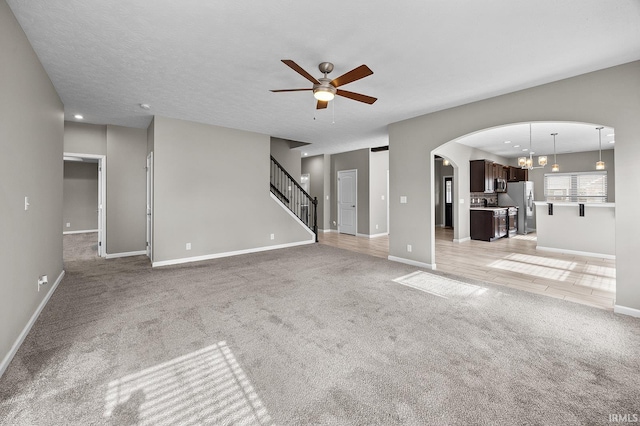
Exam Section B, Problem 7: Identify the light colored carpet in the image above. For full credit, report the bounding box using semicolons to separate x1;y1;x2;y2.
393;271;486;299
0;234;639;425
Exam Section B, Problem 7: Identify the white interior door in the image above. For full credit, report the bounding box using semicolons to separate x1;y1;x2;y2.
146;152;153;260
97;160;104;257
338;170;357;235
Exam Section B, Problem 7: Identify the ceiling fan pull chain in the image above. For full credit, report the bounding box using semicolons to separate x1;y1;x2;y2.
332;99;335;124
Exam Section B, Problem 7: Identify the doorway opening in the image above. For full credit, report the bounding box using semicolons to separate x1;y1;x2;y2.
63;152;106;259
443;176;453;228
146;152;154;262
430;121;616;310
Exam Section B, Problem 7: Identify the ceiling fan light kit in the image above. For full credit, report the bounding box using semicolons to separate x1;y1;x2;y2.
272;60;377;109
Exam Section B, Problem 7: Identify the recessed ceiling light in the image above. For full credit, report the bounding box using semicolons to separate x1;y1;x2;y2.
140;103;151;110
522;148;528;151
607;133;615;137
513;145;520;148
504;140;511;144
303;152;308;156
74;114;83;119
609;140;615;144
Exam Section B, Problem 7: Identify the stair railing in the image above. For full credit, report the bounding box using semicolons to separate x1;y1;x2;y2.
270;155;318;242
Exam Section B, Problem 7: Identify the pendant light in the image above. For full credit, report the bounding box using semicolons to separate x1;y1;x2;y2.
518;123;547;169
551;133;559;172
595;126;605;170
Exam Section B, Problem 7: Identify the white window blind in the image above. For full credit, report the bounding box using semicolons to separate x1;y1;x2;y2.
544;171;607;203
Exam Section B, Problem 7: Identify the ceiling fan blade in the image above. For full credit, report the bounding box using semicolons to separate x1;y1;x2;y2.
281;60;320;85
330;65;373;88
316;100;328;109
270;89;313;92
336;89;377;105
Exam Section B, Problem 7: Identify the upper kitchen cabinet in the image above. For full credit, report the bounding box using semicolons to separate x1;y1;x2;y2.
470;159;496;193
507;166;528;182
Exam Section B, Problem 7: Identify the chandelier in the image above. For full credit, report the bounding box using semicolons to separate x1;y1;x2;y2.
518;124;547;169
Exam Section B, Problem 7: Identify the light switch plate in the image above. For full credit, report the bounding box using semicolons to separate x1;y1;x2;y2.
400;196;407;204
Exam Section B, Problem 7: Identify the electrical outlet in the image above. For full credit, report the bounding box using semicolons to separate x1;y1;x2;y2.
400;196;407;204
24;196;30;211
270;233;275;240
66;223;71;228
381;195;385;200
37;275;48;291
186;243;191;250
376;224;379;230
407;244;412;253
326;195;329;200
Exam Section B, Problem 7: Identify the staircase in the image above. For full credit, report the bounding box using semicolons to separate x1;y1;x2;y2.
270;156;318;242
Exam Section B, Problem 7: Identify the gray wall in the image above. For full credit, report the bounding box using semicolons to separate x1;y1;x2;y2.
369;150;389;235
63;122;147;255
389;61;640;312
330;148;370;234
64;121;106;155
152;116;312;263
270;137;301;179
63;161;98;232
323;154;331;231
0;0;64;375
525;149;615;202
301;155;326;230
106;125;147;254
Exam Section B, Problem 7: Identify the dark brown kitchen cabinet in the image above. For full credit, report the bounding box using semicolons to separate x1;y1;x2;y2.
470;209;508;242
508;166;528;182
470;160;496;193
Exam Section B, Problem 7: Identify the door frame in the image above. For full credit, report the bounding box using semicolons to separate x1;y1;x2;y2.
443;175;453;228
63;152;107;257
146;152;154;261
337;169;357;235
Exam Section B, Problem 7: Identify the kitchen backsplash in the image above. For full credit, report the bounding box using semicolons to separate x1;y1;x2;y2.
470;192;497;208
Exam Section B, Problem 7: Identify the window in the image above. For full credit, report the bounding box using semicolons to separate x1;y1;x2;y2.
544;171;607;203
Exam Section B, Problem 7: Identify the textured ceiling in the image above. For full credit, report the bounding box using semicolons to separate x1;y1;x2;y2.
7;0;640;156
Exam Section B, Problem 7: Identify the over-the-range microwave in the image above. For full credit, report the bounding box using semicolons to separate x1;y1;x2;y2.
495;178;507;192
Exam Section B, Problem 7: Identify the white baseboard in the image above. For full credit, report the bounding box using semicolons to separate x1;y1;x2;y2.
536;245;615;260
388;255;435;270
152;239;315;268
63;229;98;235
368;232;389;239
0;270;65;379
453;237;471;243
614;305;640;318
105;250;147;259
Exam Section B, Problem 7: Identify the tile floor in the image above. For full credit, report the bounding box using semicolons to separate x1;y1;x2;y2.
319;228;616;310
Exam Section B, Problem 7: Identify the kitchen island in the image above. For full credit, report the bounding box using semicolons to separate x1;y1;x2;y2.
534;202;615;259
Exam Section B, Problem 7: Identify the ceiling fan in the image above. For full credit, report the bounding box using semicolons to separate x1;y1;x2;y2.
271;60;377;109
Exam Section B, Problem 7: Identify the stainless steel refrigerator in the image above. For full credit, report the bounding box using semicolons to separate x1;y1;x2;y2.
500;181;535;234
